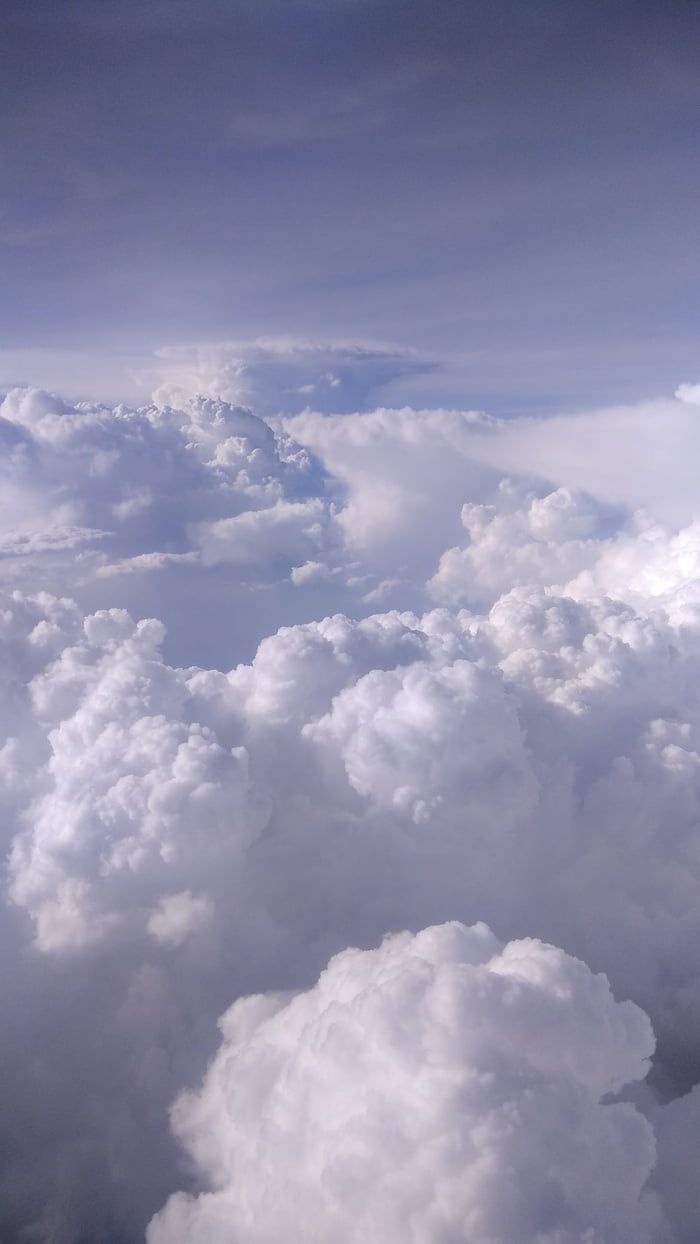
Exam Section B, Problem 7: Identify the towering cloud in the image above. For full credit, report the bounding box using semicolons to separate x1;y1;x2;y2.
149;923;659;1244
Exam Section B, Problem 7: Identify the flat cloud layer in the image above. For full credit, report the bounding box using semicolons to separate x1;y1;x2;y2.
1;371;700;1240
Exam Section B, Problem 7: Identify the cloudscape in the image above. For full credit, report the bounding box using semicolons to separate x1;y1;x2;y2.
2;2;700;1241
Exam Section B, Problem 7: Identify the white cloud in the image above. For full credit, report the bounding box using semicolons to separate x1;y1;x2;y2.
194;497;333;567
149;922;658;1244
428;480;615;608
675;382;700;405
306;657;534;826
290;559;333;586
2;379;700;1238
8;608;267;951
148;891;214;947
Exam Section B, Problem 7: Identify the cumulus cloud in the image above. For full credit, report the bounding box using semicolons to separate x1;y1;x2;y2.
0;388;323;578
289;558;333;586
148;922;658;1244
0;386;343;665
195;497;334;567
675;382;700;405
2;377;700;1240
8;607;268;952
147;891;214;948
428;480;617;607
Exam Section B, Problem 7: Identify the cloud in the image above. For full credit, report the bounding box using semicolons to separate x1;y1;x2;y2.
148;921;658;1244
147;891;214;948
0;388;341;663
2;380;700;1238
290;559;333;586
675;382;700;405
8;607;267;952
428;480;618;608
306;656;534;826
461;397;700;527
194;497;334;567
148;337;434;416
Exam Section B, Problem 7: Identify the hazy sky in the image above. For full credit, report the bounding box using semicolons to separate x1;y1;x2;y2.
2;0;699;412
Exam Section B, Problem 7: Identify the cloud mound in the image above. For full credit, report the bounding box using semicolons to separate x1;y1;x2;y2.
149;921;658;1244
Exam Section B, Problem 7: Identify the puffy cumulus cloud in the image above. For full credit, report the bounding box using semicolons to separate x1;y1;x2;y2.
475;585;700;1040
195;497;335;568
4;383;700;1240
148;921;659;1244
290;558;334;586
147;890;214;948
564;518;700;621
8;606;268;952
0;386;324;576
227;609;432;726
0;590;82;810
13;568;700;1067
227;589;700;1084
429;480;618;607
675;382;700;405
306;658;534;826
0;386;348;666
427;476;700;631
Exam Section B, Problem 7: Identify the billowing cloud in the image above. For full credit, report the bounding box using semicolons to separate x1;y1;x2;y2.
148;922;659;1244
1;378;700;1240
8;608;266;952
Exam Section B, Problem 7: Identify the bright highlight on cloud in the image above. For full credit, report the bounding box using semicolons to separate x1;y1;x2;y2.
1;362;700;1242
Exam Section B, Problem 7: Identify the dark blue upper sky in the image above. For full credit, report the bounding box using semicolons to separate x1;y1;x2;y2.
2;0;699;412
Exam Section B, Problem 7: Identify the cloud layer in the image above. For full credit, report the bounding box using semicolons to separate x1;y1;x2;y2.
1;370;700;1240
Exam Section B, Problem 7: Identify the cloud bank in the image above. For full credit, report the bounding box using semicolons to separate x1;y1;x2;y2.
1;365;700;1241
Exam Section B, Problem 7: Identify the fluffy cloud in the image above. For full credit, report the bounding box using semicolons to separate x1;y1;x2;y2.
0;386;347;668
2;378;700;1240
428;481;618;607
0;386;326;585
148;922;658;1244
306;657;534;826
195;497;334;567
8;607;266;952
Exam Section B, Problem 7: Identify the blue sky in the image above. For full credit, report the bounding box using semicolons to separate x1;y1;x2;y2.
2;0;699;412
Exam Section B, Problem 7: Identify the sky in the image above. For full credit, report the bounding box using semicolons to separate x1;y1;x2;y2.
4;5;700;1244
2;0;700;412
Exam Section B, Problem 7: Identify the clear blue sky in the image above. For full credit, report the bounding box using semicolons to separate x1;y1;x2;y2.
2;0;699;412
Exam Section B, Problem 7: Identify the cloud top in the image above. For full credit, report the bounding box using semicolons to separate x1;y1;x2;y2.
149;921;657;1244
